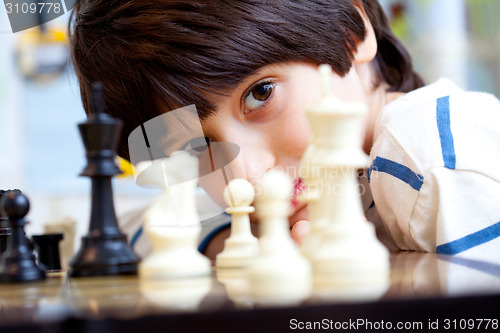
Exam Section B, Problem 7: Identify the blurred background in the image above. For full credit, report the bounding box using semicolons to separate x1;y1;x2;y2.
382;0;500;94
0;0;499;255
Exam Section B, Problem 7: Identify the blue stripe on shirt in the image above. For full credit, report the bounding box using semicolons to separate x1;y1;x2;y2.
368;156;424;191
130;225;143;248
198;221;231;254
436;221;500;255
130;215;232;253
436;96;456;169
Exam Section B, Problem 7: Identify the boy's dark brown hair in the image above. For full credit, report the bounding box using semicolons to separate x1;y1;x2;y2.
71;0;423;161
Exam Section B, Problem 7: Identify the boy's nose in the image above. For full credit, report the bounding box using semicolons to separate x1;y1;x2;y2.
239;139;276;185
222;132;276;186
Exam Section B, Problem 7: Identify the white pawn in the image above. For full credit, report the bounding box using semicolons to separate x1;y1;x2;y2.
248;170;311;306
216;179;259;269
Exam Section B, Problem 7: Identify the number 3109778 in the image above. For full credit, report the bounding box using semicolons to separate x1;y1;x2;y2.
5;2;62;14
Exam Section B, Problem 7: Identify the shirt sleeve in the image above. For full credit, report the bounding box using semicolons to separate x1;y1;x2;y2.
411;167;500;260
369;90;500;261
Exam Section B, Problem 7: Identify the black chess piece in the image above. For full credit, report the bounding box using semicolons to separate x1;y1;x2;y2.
0;190;30;257
0;191;46;283
32;233;63;271
0;190;11;256
69;82;139;277
0;220;9;255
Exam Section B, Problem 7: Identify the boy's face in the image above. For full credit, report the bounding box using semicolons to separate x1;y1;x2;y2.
188;62;368;227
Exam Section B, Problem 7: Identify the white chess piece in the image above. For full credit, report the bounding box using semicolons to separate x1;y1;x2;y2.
248;170;311;306
302;64;389;301
137;152;211;279
216;178;259;269
140;276;212;311
297;157;327;256
216;268;254;309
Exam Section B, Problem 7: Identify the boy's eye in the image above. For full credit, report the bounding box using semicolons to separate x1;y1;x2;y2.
181;136;211;156
244;81;275;112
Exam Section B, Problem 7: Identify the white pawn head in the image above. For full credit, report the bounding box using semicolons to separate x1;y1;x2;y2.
224;178;255;208
254;170;293;220
255;169;293;200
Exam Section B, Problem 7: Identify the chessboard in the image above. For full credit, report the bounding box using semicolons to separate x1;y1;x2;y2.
1;252;500;333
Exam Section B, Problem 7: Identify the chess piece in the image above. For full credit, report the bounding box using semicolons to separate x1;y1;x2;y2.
216;268;254;309
248;170;311;306
139;276;212;311
69;83;139;277
297;162;328;256
303;65;389;300
32;233;63;271
0;190;11;256
44;217;76;270
138;152;211;279
0;222;9;256
0;191;46;283
216;178;259;269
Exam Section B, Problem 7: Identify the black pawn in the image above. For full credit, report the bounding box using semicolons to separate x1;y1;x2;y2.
0;191;45;283
69;82;139;277
0;190;11;256
32;233;63;271
0;220;9;256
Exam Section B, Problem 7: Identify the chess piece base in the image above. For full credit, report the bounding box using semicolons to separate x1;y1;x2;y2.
215;237;259;269
139;249;211;279
0;254;46;283
249;253;311;307
69;234;139;277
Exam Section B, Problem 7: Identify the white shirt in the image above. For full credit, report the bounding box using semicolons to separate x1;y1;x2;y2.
367;79;500;261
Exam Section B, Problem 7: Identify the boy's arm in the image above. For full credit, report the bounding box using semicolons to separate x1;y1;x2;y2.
370;91;500;260
200;227;231;260
412;167;500;259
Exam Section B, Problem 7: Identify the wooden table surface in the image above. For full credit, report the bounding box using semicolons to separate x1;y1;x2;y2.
1;252;500;332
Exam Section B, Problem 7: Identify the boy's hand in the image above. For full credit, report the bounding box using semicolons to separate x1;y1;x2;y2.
291;217;370;245
291;220;311;245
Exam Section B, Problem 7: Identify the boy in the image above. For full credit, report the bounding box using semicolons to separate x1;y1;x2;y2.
71;0;500;260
